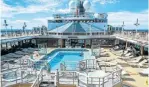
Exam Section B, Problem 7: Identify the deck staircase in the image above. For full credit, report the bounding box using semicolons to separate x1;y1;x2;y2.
39;81;55;87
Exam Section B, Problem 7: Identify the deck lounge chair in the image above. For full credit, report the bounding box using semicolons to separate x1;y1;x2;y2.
119;55;134;61
139;68;149;76
4;53;23;58
117;65;128;75
28;47;39;51
124;52;132;57
15;51;29;55
129;59;148;68
100;52;109;57
22;48;34;53
127;56;142;63
98;61;117;67
1;56;10;61
96;57;114;62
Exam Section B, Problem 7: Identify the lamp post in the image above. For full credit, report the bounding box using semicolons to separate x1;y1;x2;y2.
122;21;125;35
104;25;106;35
134;18;140;37
11;26;13;36
3;20;8;37
23;22;27;35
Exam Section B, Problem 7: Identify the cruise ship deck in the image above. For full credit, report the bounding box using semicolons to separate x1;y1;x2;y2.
1;0;148;87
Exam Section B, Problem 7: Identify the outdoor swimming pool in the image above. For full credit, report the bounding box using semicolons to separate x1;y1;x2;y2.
34;49;89;71
49;52;83;70
48;49;88;70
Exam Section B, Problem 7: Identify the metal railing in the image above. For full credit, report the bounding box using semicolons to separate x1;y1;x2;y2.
31;67;44;87
78;67;122;87
79;59;98;71
56;66;122;87
1;32;41;39
114;31;148;42
57;70;78;86
1;66;38;87
58;59;122;87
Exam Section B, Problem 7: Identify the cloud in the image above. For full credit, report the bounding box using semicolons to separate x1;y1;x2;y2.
57;8;70;13
108;10;148;29
92;0;119;5
33;17;54;26
1;19;30;29
1;0;61;18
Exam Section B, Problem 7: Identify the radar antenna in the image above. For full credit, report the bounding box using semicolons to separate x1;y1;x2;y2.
134;18;140;35
3;20;8;36
22;22;27;33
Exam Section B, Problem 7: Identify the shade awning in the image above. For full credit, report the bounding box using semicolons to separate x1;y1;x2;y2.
15;51;29;55
4;53;23;58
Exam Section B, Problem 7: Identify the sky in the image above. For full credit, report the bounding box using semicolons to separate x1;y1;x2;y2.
0;0;148;30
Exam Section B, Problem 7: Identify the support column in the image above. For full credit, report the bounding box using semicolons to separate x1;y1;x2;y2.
6;43;8;50
125;40;128;49
90;39;92;48
36;39;38;47
1;44;3;49
57;39;59;47
22;40;24;47
18;41;20;47
57;69;59;87
84;39;86;48
61;39;63;48
140;45;144;57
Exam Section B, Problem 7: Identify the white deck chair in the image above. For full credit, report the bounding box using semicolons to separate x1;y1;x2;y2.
96;57;114;62
98;60;117;67
139;68;149;76
129;59;147;67
22;48;34;53
117;65;128;75
28;47;39;51
100;52;109;57
127;56;142;63
15;51;29;55
4;53;23;58
124;52;132;57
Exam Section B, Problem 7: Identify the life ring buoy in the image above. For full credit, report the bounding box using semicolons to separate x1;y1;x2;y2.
80;62;86;69
33;51;40;58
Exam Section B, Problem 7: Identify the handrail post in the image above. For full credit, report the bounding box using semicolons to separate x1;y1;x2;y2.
78;73;79;86
86;60;87;69
99;78;100;87
57;69;59;87
21;70;23;83
73;72;74;85
15;71;17;84
87;73;88;87
102;77;104;87
93;60;94;69
41;69;43;82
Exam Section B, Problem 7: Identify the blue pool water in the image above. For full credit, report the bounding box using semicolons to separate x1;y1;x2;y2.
34;49;88;70
48;52;83;70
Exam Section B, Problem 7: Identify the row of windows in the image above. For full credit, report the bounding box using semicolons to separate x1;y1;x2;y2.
48;32;107;35
48;20;107;23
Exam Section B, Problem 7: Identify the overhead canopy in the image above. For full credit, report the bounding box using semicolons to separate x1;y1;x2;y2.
22;48;34;53
15;51;29;55
1;36;34;44
3;53;23;58
49;22;104;33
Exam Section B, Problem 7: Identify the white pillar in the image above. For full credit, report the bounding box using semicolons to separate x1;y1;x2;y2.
104;25;106;35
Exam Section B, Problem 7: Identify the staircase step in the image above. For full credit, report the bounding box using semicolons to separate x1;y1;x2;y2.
58;84;76;87
39;81;55;87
